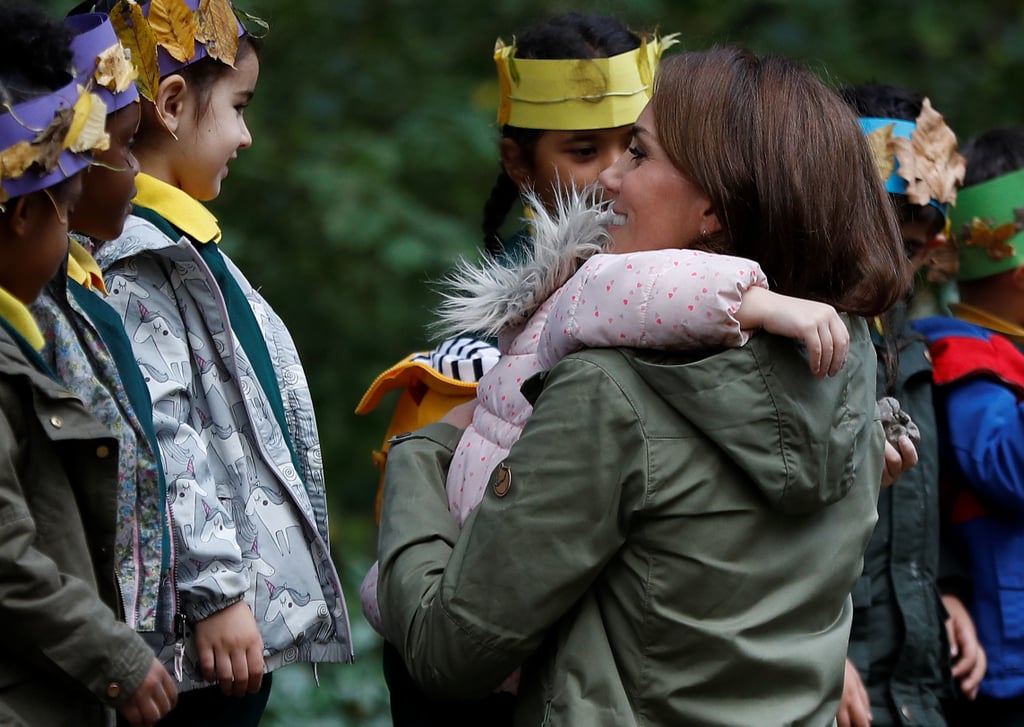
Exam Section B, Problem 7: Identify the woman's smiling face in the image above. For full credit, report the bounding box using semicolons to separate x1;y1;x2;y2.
598;105;720;255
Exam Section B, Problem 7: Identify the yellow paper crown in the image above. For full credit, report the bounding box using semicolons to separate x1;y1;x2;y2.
494;32;679;131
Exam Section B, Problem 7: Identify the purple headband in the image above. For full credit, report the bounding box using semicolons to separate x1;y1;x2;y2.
142;0;245;77
67;13;140;114
0;80;93;201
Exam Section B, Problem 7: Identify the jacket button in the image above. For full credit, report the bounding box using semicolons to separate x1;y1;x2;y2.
50;415;63;429
96;445;111;459
106;682;121;699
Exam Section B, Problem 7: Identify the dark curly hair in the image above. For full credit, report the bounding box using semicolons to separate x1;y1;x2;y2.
0;1;74;107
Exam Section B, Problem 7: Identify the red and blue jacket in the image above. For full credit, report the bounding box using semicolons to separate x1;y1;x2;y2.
913;314;1024;698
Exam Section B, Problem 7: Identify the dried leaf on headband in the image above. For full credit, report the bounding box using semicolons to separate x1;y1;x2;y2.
0;141;38;181
961;215;1021;261
65;91;111;153
866;123;896;183
892;98;966;207
148;0;196;64
111;0;160;101
195;0;239;67
233;7;268;39
31;107;75;173
95;42;138;93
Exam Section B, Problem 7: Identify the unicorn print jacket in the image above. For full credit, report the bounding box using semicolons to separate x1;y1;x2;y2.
96;208;353;690
360;190;767;631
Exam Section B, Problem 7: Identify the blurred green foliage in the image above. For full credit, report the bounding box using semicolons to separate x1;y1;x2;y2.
34;0;1024;722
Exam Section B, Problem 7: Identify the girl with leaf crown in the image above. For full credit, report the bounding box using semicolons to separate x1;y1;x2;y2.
0;2;177;724
87;0;352;723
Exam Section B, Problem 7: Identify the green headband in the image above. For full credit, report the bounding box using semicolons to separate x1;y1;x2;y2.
953;167;1024;281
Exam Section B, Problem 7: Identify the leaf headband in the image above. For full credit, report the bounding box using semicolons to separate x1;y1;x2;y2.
110;0;266;101
0;80;111;207
859;98;966;217
494;32;679;131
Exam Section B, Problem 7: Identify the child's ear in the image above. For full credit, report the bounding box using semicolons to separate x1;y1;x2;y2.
500;137;533;191
2;195;34;239
1011;263;1024;291
152;74;190;137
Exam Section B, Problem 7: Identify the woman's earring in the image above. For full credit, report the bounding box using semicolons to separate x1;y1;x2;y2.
700;227;707;237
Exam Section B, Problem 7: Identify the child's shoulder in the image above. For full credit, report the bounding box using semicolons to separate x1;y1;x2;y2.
94;213;185;270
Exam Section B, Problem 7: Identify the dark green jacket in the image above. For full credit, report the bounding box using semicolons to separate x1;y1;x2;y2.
379;318;884;726
847;315;952;725
0;327;154;726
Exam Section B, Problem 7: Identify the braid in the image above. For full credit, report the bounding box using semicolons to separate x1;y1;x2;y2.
482;169;521;257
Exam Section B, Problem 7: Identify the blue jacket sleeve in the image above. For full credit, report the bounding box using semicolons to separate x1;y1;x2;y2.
945;376;1024;515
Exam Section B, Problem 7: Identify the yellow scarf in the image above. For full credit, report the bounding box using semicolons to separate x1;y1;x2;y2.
134;173;221;243
0;286;44;350
950;302;1024;347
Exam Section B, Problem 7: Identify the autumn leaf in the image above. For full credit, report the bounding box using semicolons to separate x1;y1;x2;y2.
94;42;138;93
962;217;1019;261
195;0;238;67
866;123;896;183
149;0;196;64
29;107;75;173
65;90;111;153
892;98;966;207
0;140;39;181
111;0;160;101
233;7;269;39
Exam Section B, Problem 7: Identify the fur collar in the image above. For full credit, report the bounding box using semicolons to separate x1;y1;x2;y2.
434;186;612;340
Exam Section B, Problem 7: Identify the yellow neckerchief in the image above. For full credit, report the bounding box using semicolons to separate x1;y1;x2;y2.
66;237;107;294
134;172;222;244
949;301;1024;346
0;286;44;350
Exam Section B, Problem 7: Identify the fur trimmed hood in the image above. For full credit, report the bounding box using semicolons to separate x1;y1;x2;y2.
434;186;612;340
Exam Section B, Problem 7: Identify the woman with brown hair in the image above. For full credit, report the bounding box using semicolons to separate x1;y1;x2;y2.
376;47;908;726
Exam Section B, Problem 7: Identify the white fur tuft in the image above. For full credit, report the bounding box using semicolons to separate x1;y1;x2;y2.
433;184;613;340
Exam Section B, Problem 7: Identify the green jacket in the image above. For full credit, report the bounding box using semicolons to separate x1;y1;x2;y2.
378;318;884;727
846;313;951;725
0;328;155;726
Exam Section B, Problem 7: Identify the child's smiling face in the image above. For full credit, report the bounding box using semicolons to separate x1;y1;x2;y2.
175;50;259;202
522;125;633;212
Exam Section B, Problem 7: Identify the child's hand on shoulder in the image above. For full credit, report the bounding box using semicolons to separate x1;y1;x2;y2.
737;288;849;379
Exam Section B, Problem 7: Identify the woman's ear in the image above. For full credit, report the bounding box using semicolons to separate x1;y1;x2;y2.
152;74;189;137
700;201;722;236
500;137;533;191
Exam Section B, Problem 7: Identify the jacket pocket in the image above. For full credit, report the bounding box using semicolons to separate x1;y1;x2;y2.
996;548;1024;668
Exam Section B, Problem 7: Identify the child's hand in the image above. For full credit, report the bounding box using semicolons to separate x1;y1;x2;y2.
880;436;918;488
736;288;849;378
836;658;872;727
117;657;177;726
194;600;264;697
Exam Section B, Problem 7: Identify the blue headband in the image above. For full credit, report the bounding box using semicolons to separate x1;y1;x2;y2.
859;117;948;218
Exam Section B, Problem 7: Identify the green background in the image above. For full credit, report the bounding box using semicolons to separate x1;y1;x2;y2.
36;0;1024;722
